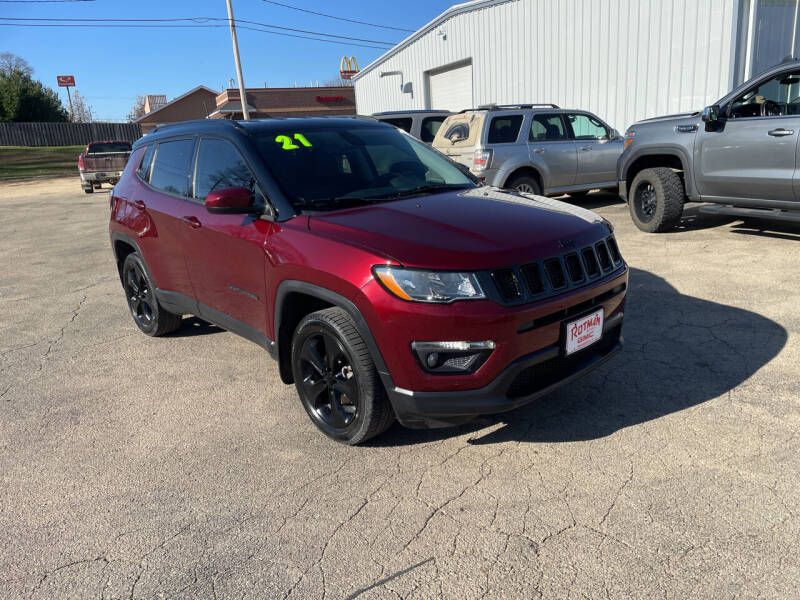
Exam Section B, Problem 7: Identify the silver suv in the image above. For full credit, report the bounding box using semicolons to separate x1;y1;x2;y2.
432;104;623;196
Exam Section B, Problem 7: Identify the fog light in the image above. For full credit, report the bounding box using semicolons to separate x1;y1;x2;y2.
411;341;495;374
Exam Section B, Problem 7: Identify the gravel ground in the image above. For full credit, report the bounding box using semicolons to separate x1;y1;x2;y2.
1;177;798;599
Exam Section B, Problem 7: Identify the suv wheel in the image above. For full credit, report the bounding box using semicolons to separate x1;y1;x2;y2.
628;167;684;232
291;307;394;445
121;253;182;336
507;175;542;195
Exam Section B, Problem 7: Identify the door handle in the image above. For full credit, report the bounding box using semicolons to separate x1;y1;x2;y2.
768;128;794;137
133;200;146;210
182;216;201;229
533;148;545;154
580;146;592;151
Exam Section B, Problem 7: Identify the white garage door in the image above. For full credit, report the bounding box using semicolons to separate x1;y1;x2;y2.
428;62;473;111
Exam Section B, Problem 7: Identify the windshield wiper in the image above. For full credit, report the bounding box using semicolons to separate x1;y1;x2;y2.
386;184;473;198
294;196;377;211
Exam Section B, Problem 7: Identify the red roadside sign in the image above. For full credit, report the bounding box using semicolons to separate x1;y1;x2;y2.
57;75;75;87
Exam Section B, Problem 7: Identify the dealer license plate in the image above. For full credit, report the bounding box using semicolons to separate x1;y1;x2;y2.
565;308;604;356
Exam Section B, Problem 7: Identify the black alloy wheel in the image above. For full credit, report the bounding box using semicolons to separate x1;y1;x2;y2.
120;253;181;336
296;330;359;430
634;181;658;223
290;307;394;444
124;259;155;330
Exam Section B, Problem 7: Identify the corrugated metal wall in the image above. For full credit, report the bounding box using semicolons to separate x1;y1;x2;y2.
0;122;142;147
355;0;739;131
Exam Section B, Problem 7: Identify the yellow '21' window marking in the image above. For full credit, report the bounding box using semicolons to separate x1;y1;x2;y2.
275;134;313;150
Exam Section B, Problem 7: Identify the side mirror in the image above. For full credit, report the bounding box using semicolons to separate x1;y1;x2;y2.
701;105;720;123
205;187;257;214
608;129;620;141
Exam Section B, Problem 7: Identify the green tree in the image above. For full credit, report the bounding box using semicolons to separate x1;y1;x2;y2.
0;52;68;122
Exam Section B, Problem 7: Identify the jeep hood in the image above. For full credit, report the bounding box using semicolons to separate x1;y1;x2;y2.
307;187;611;271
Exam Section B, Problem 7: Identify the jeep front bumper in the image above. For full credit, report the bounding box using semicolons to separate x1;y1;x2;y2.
386;313;623;428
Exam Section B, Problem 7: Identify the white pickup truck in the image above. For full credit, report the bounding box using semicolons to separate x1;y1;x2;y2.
78;141;131;193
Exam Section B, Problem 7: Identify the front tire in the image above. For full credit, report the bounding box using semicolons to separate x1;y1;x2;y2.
121;253;181;336
628;167;684;232
291;307;394;445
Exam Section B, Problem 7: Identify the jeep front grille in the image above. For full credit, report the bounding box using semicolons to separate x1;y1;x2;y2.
487;235;624;305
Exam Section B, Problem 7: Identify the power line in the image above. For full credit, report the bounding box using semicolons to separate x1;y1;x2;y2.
0;22;392;49
262;0;414;33
0;16;398;45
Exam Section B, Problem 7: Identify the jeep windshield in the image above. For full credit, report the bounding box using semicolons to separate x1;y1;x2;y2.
255;124;476;211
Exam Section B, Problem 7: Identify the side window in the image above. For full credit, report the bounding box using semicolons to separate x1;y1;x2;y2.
566;114;608;140
137;144;155;183
487;114;524;143
530;114;568;141
443;122;470;142
729;69;800;118
379;117;413;132
420;116;445;142
193;138;257;200
149;139;194;196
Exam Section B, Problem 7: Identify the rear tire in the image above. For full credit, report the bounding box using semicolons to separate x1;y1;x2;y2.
121;253;181;336
506;174;542;196
291;307;394;445
628;167;684;232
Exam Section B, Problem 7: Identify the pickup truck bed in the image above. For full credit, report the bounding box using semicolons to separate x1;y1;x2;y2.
79;141;131;193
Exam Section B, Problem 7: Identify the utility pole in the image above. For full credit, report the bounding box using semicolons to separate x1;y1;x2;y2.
225;0;250;120
65;87;73;121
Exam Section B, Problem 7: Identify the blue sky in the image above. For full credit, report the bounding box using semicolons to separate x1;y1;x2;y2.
1;0;456;121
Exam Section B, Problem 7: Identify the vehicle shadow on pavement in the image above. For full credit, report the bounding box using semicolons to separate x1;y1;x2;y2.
669;206;738;232
167;316;224;338
557;191;623;211
729;219;800;241
372;267;787;447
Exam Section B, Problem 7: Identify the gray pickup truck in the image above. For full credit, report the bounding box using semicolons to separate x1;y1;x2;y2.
78;141;131;193
618;58;800;232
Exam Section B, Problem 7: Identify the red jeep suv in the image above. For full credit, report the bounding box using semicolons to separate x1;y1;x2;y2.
109;118;627;444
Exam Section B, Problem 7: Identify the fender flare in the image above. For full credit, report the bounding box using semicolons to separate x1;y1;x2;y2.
273;280;394;388
621;145;695;197
110;231;150;282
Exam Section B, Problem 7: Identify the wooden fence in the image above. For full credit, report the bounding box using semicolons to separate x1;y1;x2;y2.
0;122;142;147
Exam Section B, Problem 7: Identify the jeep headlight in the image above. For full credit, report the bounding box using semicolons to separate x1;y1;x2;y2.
373;266;485;303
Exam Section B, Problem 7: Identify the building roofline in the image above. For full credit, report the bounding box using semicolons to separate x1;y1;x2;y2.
352;0;516;81
135;85;218;123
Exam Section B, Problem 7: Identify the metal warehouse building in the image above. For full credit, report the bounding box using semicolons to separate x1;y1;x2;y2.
354;0;800;131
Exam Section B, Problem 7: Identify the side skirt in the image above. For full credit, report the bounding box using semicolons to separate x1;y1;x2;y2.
155;288;277;359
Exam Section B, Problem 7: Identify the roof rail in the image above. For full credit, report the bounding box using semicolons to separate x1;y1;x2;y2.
458;103;560;113
150;119;245;134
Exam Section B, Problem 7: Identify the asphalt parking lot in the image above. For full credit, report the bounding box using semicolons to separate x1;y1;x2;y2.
1;177;798;599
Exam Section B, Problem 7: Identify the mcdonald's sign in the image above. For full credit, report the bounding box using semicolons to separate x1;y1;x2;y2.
340;56;359;80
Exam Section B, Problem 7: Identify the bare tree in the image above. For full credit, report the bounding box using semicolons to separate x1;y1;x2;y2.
0;52;33;77
322;76;352;87
70;90;94;123
126;95;146;122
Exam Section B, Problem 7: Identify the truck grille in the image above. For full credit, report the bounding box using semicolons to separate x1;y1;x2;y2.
487;235;624;305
